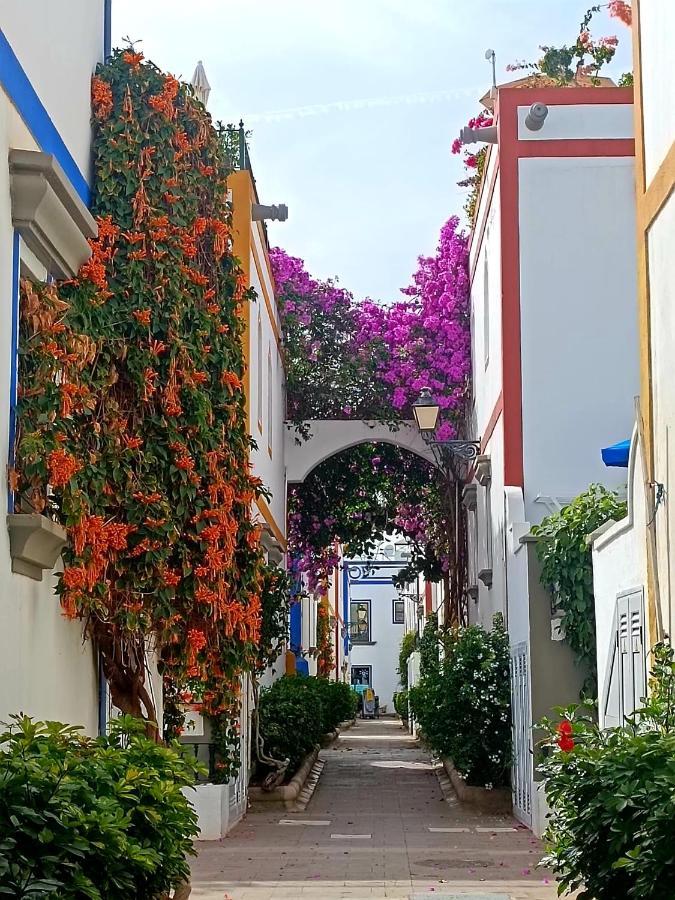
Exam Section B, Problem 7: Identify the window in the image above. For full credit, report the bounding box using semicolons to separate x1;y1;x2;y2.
351;665;371;687
267;347;273;455
349;600;371;643
392;598;405;624
256;316;263;432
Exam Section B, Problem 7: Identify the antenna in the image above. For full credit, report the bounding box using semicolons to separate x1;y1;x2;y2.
485;48;497;95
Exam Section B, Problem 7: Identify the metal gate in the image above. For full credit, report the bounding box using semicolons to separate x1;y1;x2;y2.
510;642;532;826
228;675;251;826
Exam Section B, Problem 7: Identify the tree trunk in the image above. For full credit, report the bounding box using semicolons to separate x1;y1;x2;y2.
92;622;160;741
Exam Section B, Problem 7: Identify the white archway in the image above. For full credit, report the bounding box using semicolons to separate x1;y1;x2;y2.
285;419;436;483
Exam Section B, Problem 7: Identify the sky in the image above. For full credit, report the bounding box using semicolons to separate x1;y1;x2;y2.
112;0;632;303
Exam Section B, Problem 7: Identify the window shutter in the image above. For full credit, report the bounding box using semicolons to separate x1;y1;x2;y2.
602;589;646;728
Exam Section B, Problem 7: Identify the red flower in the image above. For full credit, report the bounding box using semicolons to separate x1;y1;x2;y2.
556;720;575;752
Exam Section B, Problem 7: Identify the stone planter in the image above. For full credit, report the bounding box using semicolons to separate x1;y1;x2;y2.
442;757;512;814
182;782;230;841
7;513;67;580
249;746;319;809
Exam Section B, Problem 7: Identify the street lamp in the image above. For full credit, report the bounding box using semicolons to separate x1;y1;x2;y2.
412;387;440;435
413;388;480;468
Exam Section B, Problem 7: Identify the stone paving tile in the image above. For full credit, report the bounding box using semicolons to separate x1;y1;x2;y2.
192;718;564;900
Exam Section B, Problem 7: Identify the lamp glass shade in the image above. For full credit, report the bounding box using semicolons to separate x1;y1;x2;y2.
413;391;440;432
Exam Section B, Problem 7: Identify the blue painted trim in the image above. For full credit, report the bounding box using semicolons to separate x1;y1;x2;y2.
344;560;406;567
7;231;20;514
349;579;395;586
290;599;302;653
104;0;112;61
0;28;91;205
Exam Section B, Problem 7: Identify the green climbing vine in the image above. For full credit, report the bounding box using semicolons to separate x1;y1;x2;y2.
531;484;627;696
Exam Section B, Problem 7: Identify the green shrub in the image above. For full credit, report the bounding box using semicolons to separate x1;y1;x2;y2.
0;715;201;899
419;613;440;676
409;616;511;787
532;484;627;697
539;644;675;899
393;689;409;721
315;679;358;732
397;631;418;689
257;675;324;775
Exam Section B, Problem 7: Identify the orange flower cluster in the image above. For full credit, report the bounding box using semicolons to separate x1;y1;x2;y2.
122;50;144;69
91;76;113;120
148;73;180;119
48;448;81;489
15;50;269;736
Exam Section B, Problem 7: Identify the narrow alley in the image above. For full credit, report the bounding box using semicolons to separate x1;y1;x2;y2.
192;719;559;900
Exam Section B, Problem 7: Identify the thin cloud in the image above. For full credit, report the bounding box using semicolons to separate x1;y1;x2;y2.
244;86;485;123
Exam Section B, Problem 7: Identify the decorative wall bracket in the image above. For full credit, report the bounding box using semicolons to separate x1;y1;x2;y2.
462;483;478;510
7;513;67;581
477;567;493;588
9;149;97;278
475;454;492;486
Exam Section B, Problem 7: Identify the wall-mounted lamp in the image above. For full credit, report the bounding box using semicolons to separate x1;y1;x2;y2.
525;102;548;132
252;203;288;222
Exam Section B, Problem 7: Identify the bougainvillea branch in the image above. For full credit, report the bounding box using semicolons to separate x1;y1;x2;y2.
274;219;471;610
14;50;267;734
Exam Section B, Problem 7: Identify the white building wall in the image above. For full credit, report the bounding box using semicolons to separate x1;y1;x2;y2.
1;2;104;179
346;559;409;711
647;192;675;639
470;177;502;443
0;6;104;732
592;432;648;712
642;0;675;643
639;1;675;184
518;155;639;526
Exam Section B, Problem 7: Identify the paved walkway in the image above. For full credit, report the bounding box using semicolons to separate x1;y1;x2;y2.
191;718;561;900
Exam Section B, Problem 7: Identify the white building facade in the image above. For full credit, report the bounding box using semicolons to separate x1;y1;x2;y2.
0;3;107;734
591;0;675;733
465;83;639;834
344;540;420;712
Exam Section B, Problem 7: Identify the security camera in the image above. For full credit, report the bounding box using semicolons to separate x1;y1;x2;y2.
525;102;548;132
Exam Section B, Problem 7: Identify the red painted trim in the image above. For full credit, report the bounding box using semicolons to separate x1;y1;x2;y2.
497;96;524;488
517;138;635;159
498;85;633;108
480;391;504;453
473;85;634;490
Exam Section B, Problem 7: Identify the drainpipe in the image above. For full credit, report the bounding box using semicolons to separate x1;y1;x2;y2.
104;0;112;61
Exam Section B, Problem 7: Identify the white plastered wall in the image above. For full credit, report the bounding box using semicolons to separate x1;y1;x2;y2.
348;574;405;710
0;8;103;731
648;192;675;641
1;2;104;178
469;170;505;630
592;429;648;711
639;0;675;185
518;155;639;526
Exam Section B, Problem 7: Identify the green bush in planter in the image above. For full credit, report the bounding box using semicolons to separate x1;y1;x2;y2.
315;678;358;732
393;689;409;721
409;615;511;788
257;675;324;775
0;715;201;899
539;643;675;899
